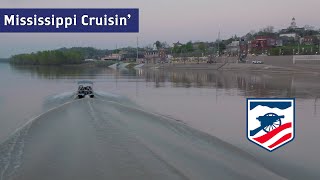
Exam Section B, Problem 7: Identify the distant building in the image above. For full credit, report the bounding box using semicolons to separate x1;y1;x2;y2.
279;17;304;40
145;50;158;59
101;53;122;61
239;39;249;55
249;36;277;53
144;48;168;63
84;59;95;62
279;33;298;39
300;36;317;45
279;36;295;46
159;48;167;60
289;17;298;29
226;41;240;56
275;39;284;47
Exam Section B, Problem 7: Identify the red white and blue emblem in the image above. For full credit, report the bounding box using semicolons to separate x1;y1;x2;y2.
247;98;295;151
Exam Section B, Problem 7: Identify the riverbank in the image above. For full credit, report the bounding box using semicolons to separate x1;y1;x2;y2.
70;60;320;75
8;58;320;74
142;62;320;74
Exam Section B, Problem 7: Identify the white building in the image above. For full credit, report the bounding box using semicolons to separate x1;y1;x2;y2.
101;54;122;61
84;59;95;62
279;17;304;40
279;33;298;38
226;41;240;56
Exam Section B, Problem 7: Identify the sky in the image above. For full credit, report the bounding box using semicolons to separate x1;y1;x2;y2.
0;0;320;57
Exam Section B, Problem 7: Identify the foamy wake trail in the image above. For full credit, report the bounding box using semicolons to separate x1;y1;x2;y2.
0;94;288;180
94;91;137;107
94;91;121;99
46;90;130;105
43;91;75;109
48;91;76;101
0;124;31;180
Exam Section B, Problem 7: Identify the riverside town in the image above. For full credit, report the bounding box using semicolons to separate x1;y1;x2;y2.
11;17;320;67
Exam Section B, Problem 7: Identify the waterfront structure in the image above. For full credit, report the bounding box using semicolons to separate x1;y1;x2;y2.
226;41;240;56
300;36;317;45
101;53;122;61
84;59;95;62
144;48;168;63
279;32;299;40
249;36;277;54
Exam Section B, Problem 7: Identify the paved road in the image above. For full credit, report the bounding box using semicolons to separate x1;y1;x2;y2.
0;99;285;180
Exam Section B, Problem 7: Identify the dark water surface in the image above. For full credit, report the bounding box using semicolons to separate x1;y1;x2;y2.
0;63;320;179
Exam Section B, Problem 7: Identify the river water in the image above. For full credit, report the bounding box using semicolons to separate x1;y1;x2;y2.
0;63;319;179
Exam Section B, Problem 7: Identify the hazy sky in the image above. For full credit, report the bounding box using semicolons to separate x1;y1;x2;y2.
0;0;319;57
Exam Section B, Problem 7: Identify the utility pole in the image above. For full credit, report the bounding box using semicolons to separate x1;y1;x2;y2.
115;44;119;64
217;29;220;57
297;37;300;55
136;37;139;62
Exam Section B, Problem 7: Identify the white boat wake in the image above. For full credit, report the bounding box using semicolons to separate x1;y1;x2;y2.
0;93;287;180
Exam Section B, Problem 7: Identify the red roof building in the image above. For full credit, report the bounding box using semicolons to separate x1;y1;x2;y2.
249;36;277;53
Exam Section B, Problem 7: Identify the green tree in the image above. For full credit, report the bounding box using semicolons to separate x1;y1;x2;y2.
198;42;206;53
154;41;162;50
10;48;87;65
185;41;193;52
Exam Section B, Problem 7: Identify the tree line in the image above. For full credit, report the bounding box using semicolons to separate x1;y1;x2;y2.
10;47;107;65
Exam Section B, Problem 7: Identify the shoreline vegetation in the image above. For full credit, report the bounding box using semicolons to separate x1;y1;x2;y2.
8;47;132;68
10;50;83;65
9;47;107;66
7;46;320;74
